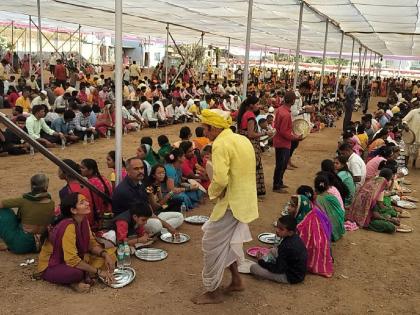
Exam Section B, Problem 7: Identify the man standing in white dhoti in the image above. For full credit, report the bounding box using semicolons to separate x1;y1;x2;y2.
192;109;259;304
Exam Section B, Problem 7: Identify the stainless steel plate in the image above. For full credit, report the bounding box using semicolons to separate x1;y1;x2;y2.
258;232;278;244
160;232;190;244
101;267;136;289
184;215;209;225
135;248;168;261
396;200;417;209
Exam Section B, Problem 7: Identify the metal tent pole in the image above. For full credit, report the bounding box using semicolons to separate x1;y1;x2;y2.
293;1;304;90
165;24;169;85
242;0;253;98
348;38;355;85
355;45;362;92
361;47;368;91
11;21;14;69
318;19;329;107
29;15;32;76
334;31;344;100
367;50;372;84
227;37;231;71
37;0;44;89
78;25;82;69
91;32;94;63
115;0;123;184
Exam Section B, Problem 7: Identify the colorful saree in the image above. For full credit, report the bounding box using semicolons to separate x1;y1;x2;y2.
346;176;387;227
316;194;345;242
298;207;333;278
337;170;355;207
347;177;395;233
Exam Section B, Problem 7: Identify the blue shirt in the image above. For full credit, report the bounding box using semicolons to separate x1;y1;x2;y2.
200;101;209;110
111;176;149;215
51;117;72;134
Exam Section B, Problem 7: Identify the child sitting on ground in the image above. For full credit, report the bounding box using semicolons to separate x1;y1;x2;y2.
250;215;308;284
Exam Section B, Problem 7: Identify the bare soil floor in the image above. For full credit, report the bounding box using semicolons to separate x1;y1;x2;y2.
0;98;419;315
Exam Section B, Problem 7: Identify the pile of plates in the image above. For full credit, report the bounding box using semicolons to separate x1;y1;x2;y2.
395;200;417;209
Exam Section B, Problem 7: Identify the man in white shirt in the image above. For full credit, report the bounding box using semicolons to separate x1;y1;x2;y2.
49;53;57;74
31;90;51;109
140;96;153;113
26;75;40;91
339;143;366;190
54;92;70;110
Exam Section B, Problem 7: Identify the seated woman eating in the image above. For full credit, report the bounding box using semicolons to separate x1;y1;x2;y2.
250;215;307;284
38;193;115;293
179;140;210;190
0;174;55;254
314;175;345;242
146;164;183;213
287;187;333;278
164;148;203;210
347;168;400;233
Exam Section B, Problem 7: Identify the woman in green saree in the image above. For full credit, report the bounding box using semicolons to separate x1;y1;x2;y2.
314;175;345;242
0;174;55;253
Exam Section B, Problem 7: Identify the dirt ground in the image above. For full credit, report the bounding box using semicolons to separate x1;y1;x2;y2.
0;98;419;315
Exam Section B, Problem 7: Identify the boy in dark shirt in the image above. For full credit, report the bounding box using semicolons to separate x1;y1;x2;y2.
250;215;307;284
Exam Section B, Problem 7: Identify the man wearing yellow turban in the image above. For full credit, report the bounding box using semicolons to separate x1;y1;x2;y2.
193;109;259;304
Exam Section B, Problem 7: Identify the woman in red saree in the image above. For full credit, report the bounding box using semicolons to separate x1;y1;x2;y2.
80;159;113;230
38;193;114;292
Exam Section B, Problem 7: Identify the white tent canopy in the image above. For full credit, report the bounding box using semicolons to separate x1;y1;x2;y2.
0;0;381;55
2;1;420;57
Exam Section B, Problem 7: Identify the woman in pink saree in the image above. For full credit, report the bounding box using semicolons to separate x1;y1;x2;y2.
95;103;116;137
22;54;30;78
289;186;334;278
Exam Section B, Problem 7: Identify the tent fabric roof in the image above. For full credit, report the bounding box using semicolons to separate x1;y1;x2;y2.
0;1;419;57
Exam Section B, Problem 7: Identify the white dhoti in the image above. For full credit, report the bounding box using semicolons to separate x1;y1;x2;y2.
407;142;420;159
201;210;252;292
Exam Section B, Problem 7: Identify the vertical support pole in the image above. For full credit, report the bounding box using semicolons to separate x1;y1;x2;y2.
200;32;204;81
37;0;44;89
348;38;355;84
334;31;344;100
367;50;373;84
165;23;169;86
293;1;304;90
361;47;368;91
11;21;14;69
318;19;329;106
356;45;362;92
242;0;253;98
78;25;82;69
227;36;231;71
29;15;32;76
115;0;123;184
91;32;94;63
56;27;59;50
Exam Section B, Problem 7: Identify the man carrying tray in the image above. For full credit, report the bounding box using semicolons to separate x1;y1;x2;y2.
192;109;259;304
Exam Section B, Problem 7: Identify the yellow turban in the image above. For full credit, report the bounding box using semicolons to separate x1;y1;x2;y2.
199;109;232;129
